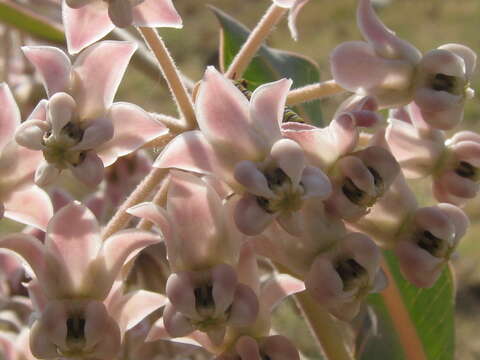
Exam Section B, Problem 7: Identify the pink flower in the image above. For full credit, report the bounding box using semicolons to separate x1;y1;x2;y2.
128;172;258;344
154;67;331;236
0;83;53;230
395;203;469;288
63;0;182;54
331;0;476;129
15;41;168;187
0;202;160;359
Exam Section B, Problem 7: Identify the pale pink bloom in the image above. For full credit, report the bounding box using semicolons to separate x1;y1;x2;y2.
63;0;182;54
0;202;160;359
16;41;168;187
387;104;480;205
128;172;258;344
331;0;476;129
0;84;53;230
272;0;310;41
395;203;469;288
155;67;331;236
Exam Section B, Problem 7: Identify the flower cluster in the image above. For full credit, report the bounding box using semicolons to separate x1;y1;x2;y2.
0;0;476;359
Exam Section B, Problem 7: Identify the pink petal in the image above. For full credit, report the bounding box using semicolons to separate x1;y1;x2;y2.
0;233;46;283
14;119;48;150
262;335;300;360
234;160;275;198
270;138;305;187
165;272;197;319
357;0;421;62
211;263;238;317
234;194;275;236
197;67;266;164
71;117;114;152
305;256;344;307
0;84;20;150
235;336;261;360
103;229;160;282
83;300;120;351
21;46;71;96
4;186;53;231
236;242;260;294
113;289;167;333
260;274;305;311
69;150;104;187
415;103;464;131
132;0;183;28
45;202;101;289
96;102;167;166
63;1;114;54
163;302;195;338
34;162;61;187
452;140;480;166
437;203;469;246
72;40;137;119
249;78;292;146
167;171;236;269
27;99;48;122
108;0;133;28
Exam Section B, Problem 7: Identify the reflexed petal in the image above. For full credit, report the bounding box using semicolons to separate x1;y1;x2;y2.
73;40;137;119
234;194;275;236
163;303;195;338
70;151;104;187
96;102;167;166
132;0;183;28
234;160;275;198
0;233;46;283
270;138;305;187
197;67;266;163
288;0;309;41
21;46;71;96
46;202;101;287
357;0;421;62
249;78;292;146
63;1;114;54
0;84;21;150
228;284;259;327
4;186;53;231
84;300;120;352
108;0;133;28
165;272;197;319
103;229;160;282
260;274;305;311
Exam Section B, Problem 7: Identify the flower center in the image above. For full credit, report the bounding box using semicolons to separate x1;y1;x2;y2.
255;167;304;214
191;283;230;331
342;167;384;208
42;122;86;169
335;258;368;292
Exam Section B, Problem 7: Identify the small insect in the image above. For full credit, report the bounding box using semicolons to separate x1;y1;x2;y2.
233;79;304;123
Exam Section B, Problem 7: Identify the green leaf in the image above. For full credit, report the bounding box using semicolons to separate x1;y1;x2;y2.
0;2;64;44
361;251;455;360
212;6;323;126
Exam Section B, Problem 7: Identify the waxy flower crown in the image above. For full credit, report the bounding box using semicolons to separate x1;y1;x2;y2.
0;0;476;359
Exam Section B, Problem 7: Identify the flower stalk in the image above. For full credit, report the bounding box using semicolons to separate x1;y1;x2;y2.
286;80;346;105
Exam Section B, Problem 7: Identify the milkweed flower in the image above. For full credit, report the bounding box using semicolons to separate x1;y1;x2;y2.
0;202;161;359
128;172;259;344
15;41;168;187
0;83;52;230
62;0;183;54
155;67;331;236
330;0;476;129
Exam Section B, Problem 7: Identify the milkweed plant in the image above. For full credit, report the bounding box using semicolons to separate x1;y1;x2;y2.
0;0;476;359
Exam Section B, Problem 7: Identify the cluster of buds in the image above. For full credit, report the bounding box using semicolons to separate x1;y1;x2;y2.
0;0;476;359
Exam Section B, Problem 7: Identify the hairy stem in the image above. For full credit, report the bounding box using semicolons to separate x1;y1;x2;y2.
138;27;196;129
225;4;287;80
287;80;346;105
380;258;428;360
102;168;168;239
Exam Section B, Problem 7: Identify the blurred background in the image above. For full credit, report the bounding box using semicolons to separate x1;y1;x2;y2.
1;0;480;359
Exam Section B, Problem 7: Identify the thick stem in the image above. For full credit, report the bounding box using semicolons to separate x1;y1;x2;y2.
225;4;287;80
102;168;168;239
138;27;196;129
287;80;345;105
380;258;428;360
275;264;353;360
